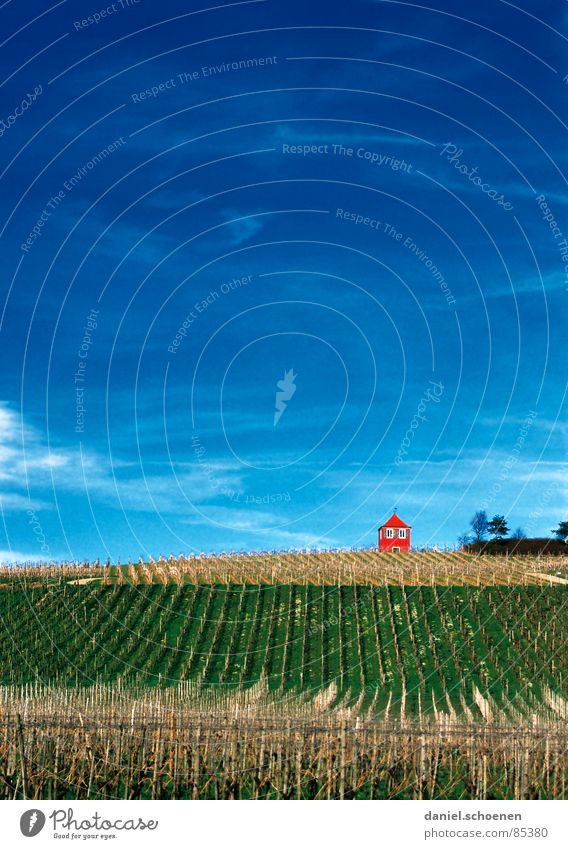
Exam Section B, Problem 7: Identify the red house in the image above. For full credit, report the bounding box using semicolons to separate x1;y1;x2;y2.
378;512;411;552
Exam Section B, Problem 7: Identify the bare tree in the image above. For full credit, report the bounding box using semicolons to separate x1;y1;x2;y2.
470;510;489;542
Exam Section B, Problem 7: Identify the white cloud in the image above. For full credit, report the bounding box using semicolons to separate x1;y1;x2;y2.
183;505;281;530
0;404;74;509
222;210;263;246
33;452;69;470
0;550;49;564
266;529;336;549
0;493;47;511
0;401;251;518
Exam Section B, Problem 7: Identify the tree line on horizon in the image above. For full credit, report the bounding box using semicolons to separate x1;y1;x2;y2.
458;512;568;547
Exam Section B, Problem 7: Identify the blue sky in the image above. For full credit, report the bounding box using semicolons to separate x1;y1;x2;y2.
0;0;566;561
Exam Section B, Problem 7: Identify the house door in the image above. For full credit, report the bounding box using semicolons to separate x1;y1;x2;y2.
392;547;400;553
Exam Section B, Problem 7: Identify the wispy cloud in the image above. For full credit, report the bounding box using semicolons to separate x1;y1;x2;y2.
222;209;264;246
0;404;72;506
0;549;50;565
0;402;246;517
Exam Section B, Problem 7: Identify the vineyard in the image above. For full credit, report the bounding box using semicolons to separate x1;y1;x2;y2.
0;583;566;723
0;551;566;799
0;685;566;800
1;549;566;586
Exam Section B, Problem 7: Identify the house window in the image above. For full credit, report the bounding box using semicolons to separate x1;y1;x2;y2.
385;528;394;538
398;529;407;539
392;547;400;553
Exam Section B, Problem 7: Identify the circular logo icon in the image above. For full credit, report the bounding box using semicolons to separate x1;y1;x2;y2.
20;810;46;837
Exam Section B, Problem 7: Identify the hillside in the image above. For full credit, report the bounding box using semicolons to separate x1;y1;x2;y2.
0;552;566;723
1;551;567;799
2;548;567;586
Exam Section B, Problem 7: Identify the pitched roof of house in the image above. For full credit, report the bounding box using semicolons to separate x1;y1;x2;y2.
379;512;411;529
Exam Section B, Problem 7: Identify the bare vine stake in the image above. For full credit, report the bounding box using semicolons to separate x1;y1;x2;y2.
16;714;28;800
